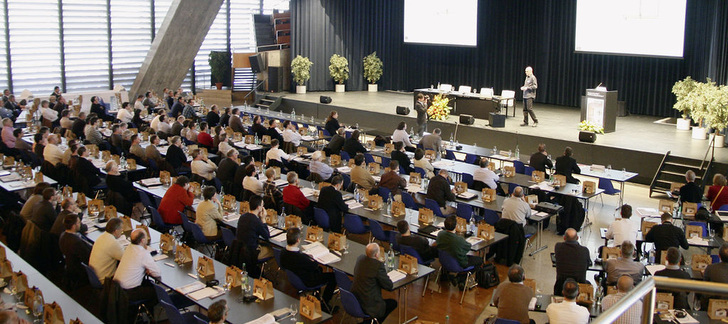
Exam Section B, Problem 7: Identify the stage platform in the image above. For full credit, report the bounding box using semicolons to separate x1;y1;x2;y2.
251;90;728;185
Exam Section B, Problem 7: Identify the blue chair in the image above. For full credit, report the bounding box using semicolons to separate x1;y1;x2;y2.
461;173;474;189
513;160;525;174
438;249;476;304
81;262;102;290
378;187;392;200
508;183;518;195
313;207;330;231
414;167;427;178
483;209;500;226
160;300;205;324
364;153;374;164
598;177;621;205
211;177;222;192
688;221;708;237
711;255;720;264
400;245;433;296
369;220;390;244
494;319;521;324
456;203;474;222
524;166;535;176
340;289;377;323
341;173;352;192
344;214;369;235
138;191;156;209
322;129;331;137
720;205;728;211
148;206;173;234
193;315;207;324
285;269;326;296
221;227;235;247
445;150;456;160
381;156;391;168
401;191;417;209
334;269;352;291
273;248;282;269
152;281;197;313
340;151;350;161
179;211;222;256
425;198;445;218
465;153;478;164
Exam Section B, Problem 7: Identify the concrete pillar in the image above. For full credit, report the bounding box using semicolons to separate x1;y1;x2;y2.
130;0;224;100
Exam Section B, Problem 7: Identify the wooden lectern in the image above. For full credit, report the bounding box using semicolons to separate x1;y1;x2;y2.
580;88;618;133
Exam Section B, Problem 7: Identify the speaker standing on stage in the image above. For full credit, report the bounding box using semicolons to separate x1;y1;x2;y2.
520;66;538;127
415;93;429;136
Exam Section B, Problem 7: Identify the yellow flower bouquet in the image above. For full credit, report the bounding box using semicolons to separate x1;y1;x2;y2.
427;94;452;121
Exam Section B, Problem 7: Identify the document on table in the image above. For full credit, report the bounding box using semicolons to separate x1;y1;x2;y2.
406;184;422;193
337;166;352;173
457;192;477;199
303;242;341;264
645;264;666;275
223;213;240;223
273;179;288;187
245;314;276;324
0;174;21;182
301;135;315;141
271;233;287;243
301;188;318;197
267;226;283;237
430;229;442;236
153;254;169;261
175;281;206;295
466;236;484;245
687;237;710;246
187;287;224;301
432;160;455;168
387;269;407;282
345;200;363;209
139;178;162;187
636;208;660;217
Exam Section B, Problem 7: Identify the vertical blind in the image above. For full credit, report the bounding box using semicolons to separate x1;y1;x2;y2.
0;0;273;95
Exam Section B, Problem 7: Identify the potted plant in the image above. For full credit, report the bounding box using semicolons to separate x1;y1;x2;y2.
703;84;728;147
329;54;349;92
672;76;697;130
291;55;313;94
578;120;604;141
208;51;230;90
687;79;717;140
362;51;383;92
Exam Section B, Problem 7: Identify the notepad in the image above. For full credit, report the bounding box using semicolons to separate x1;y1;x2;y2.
0;174;21;182
175;281;206;295
457;192;477;199
646;264;666;275
153;254;169;261
187;287;223;301
245;314;276;324
337;167;352;173
387;269;407;282
303;242;341;264
466;236;484;245
139;178;162;187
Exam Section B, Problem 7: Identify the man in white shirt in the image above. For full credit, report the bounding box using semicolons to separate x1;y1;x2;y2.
501;186;535;235
391;121;415;149
282;120;302;146
40;100;58;122
157;114;171;134
546;279;590;324
265;139;290;165
149;112;161;131
601;275;642;324
89;217;124;283
133;95;144;111
116;102;134;124
473;157;498;190
242;164;264;196
43;134;64;166
191;148;217;181
606;204;639;247
113;228;160;305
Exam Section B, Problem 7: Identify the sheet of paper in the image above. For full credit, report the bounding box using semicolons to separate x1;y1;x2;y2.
687;238;710;246
153;254;169;261
346;201;364;210
301;188;316;197
176;281;206;295
466;236;484;245
244;314;276;324
457;192;476;199
271;233;287;243
337;167;352;173
645;264;666;275
314;253;341;265
387;269;407;282
223;213;240;223
187;287;220;301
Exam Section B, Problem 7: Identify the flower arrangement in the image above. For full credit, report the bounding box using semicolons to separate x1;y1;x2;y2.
578;120;604;134
427;94;452;121
291;55;313;86
328;54;349;84
362;52;383;84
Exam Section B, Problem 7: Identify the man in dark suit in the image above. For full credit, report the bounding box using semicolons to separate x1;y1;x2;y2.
170;116;185;137
31;187;59;232
554;146;581;184
217;149;240;193
220;107;231;127
165;136;188;173
90;96;113;122
679;170;702;203
390;141;414;174
206;105;220;127
71;111;87;139
251;116;268;139
644;212;689;261
702;243;728;309
352;243;396;323
280;228;336;308
170;97;185;118
325;128;345;156
267;119;284;143
229;108;246;135
236;196;271;278
59;213;92;287
142;92;156;114
316;175;348;233
529;143;553;174
426;169;456;215
396;220;436;261
553;228;591;296
414;93;428;136
379;160;406;197
50;198;87;237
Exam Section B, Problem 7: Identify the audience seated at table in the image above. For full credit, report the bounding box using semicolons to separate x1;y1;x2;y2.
197;122;214;148
654;247;690;310
89;217;124;283
72;146;103;189
701;243;728;309
217;149;240;193
251;115;267;139
281;120;302;147
58;213;91;289
165;136;188;174
219;107;230;127
196;186;224;241
157;176;194;225
191;148;217;182
473;157;498;191
379;160;406;198
105;160;140;204
206;105;220;128
342;129;367;156
546;279;590;324
529;143;553;175
263;168;283;211
553;228;591;296
554;146;580;184
129;134;145;161
605;204;638;247
30;187;60;232
492;265;535;324
71;111;86;139
351;153;375;191
413;148;435;179
282;171;311;215
392;121;415;151
317;175;348;233
50;198;87;237
117;102;133;124
437;215;483;271
396;220;437;261
603;240;644;285
679;170;703;204
325;128;345;156
601;275;642;324
169;116;184;137
644;212;689;261
419;128;443;156
20;182;50;220
113;229;161;308
43;134;64;166
309;151;333;181
266;139;290;168
501;186;535;235
242;164;264;197
235;195;271;278
390;141;414;174
145;134;164;166
324;110;341;137
217;132;234;156
352;243;397;324
426;169;457;216
267;119;283;144
229;108;246;135
281;227;337;309
706;173;728;210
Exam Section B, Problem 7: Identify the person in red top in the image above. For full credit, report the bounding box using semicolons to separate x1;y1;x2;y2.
707;173;728;210
157;176;195;225
282;171;310;212
197;121;214;148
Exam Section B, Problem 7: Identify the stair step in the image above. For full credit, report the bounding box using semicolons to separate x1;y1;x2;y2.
256;103;270;108
655;179;677;186
260;99;274;103
663;161;701;169
660;170;702;179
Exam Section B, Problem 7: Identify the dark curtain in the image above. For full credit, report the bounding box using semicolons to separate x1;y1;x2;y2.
291;0;728;117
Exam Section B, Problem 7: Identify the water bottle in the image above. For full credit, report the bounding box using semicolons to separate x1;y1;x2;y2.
120;153;127;169
493;145;498;155
278;210;285;228
291;108;296;118
515;145;520;159
508;149;512;158
387;249;395;271
254;134;259;145
356;122;359;129
445;315;450;324
649;249;655;264
387;193;393;213
450;133;454;146
354;189;361;203
469;216;476;233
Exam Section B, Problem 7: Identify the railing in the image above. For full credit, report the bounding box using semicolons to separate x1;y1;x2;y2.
243;80;267;103
592;276;728;324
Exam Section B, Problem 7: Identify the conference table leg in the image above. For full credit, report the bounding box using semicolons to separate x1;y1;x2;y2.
529;218;547;256
398;285;420;324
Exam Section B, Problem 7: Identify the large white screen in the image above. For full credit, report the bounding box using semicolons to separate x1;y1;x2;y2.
403;0;478;47
575;0;686;58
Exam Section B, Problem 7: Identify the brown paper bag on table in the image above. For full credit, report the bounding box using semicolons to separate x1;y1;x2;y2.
708;299;728;319
306;226;323;242
523;278;537;294
583;181;596;194
692;254;712;271
76;192;86;208
197;256;215;278
454;182;467;194
62;186;73;199
88;199;104;217
297;127;307;136
187;145;198;153
372;155;382;164
285;215;302;229
265;209;278;226
111;154;120;166
348;159;356;168
526;194;538;206
103;205;117;221
655;292;674;310
43;301;64;324
300;295;322;320
225;266;243;288
261;135;271;145
602;246;621;260
682;202;697;217
455;217;467;233
318;182;331;190
24;286;43;307
0;259;11;279
189;182;201;197
159;170;171;185
424;150;435;160
12;271;27;293
3;156;13;167
120;216;133;234
222;195;237;211
244;135;254;144
33;171;44;184
141;132;149;141
409;172;421;184
297;147;307;156
670;182;683;193
384;143;394;154
531;170;545;183
270;166;281;179
502;166;516;178
391;201;406;217
367;195;383;210
328;232;346;251
481;188;496;203
233;132;243;142
127;158;137;170
368;162;380;175
659;200;673;214
399;254;418;275
576;283;594;306
366;140;375;151
69;318;83;324
641;219;658;235
330;154;342;166
418;208;434;225
477;223;495;240
253;278;274;300
0;245;6;261
552;174;566;187
159;233;175;253
239;201;250;214
685;224;703;239
175;244;192;264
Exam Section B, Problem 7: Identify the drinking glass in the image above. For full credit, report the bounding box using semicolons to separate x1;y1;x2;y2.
31;294;44;323
289;303;298;321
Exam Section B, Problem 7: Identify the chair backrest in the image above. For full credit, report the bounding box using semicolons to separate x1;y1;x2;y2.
179;211;209;243
438;84;452;92
598;177;618;194
513;160;525;174
159;299;186;324
138;191;155;209
480;88;494;99
381;156;390;168
456;203;473;222
720;204;728;211
148;206;171;232
378;187;391;200
425;198;445;218
285;269;314;292
313;207;330;230
340;173;351;192
461;173;474;188
369;220;388;242
414;167;427;178
334;269;352;291
221;227;235;247
339;288;370;319
458;85;471;93
364;153;374;164
81;262;103;289
445;150;456;161
438;249;465;272
400;192;417;209
465;154;478;164
152;282;174;306
340;151;350;161
483;209;500;226
688;221;708;237
273;248;282;267
344;214;368;235
524;166;535;176
193;315;207;324
494;318;521;324
501;90;515;99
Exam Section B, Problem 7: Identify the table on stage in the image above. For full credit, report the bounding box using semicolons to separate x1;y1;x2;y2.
414;88;500;119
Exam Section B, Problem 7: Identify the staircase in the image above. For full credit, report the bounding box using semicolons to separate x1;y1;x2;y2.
254;12;290;52
252;94;282;111
649;147;714;198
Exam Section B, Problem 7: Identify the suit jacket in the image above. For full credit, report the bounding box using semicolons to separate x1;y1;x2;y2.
326;134;345;155
555;156;580;184
679;182;702;203
426;174;455;207
91;103;112;121
281;249;325;287
379;171;406;196
553;241;591;295
654;268;690;309
317;186;348;233
206;111;220;127
529;152;553;173
235;212;269;251
71;119;86;139
414;100;427;124
59;232;92;281
74;157;102;188
391;150;414;174
217;158;239;190
342;138;367;156
267;127;283;143
220;113;230;127
229;116;245;134
252;124;268;139
170;102;184;118
50;210;87;237
643;222;689;259
106;174;139;203
325;119;340;137
31;200;57;232
165;145;187;170
170;122;183;137
397;234;436;261
352;256;394;319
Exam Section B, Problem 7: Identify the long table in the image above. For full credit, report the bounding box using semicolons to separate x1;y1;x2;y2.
0;169;57;192
414;88;500;119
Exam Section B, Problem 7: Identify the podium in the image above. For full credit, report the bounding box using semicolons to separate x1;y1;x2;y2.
580;88;617;133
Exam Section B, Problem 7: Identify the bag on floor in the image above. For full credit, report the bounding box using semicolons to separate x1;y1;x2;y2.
476;263;500;288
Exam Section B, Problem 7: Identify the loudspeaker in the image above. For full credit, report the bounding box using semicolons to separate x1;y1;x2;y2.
396;106;410;115
578;131;596;143
459;114;475;125
489;113;505;128
249;54;264;74
320;96;332;104
268;67;283;92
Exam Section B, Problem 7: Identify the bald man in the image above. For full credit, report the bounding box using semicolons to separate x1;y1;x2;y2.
601;276;642;324
501;186;535;235
114;229;160;306
553;228;591;296
352;243;397;323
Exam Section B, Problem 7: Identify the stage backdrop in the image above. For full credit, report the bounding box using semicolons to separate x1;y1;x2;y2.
290;0;728;117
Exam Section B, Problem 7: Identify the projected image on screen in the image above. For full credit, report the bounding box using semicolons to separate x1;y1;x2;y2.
403;0;478;47
575;0;686;58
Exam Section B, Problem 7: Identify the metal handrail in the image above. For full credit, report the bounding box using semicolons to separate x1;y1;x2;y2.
591;276;728;324
243;79;267;103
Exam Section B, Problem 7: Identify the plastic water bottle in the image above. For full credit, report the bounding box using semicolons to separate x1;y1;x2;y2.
354;189;361;203
387;249;395;271
120;153;127;169
387;193;393;213
356;122;359;129
469;216;476;233
515;145;520;159
649;250;655;264
278;210;285;228
301;113;305;120
450;133;454;146
493;145;498;155
254;134;259;145
291;108;296;118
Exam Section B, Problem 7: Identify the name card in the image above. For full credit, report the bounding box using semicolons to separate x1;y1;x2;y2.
686;224;703;238
691;254;712;271
409;172;421;184
368;162;381;175
368;195;383;210
330;154;342;166
285;215;302;229
160;234;175;253
659;200;673;214
455;217;467;233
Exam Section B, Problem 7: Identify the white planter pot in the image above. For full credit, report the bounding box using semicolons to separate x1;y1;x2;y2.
335;84;345;93
676;117;691;131
368;84;378;92
692;127;707;140
296;85;306;94
715;134;725;148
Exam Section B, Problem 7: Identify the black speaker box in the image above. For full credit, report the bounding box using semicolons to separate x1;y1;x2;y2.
249;54;264;74
320;96;332;104
459;114;475;125
268;66;283;92
489;113;505;128
578;131;596;143
396;106;410;115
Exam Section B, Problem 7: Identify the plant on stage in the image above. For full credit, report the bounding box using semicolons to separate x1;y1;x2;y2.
578;120;604;134
362;52;383;84
291;55;313;86
427;94;452;121
672;76;698;119
703;84;728;135
329;54;349;84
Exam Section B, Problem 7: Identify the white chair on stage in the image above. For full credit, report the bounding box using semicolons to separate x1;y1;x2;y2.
438;84;452;92
458;85;471;94
480;87;494;99
498;90;516;117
